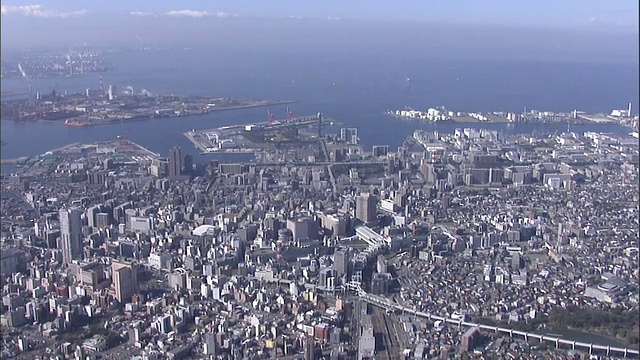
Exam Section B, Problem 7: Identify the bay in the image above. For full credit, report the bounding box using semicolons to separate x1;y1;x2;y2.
1;48;637;163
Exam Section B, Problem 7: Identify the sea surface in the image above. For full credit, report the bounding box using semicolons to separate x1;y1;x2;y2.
1;48;637;163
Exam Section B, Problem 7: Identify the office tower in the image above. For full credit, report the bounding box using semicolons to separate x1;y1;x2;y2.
168;147;183;180
370;273;390;295
333;247;349;279
59;207;83;265
150;158;169;177
340;128;358;144
460;327;480;352
557;223;564;249
183;154;193;176
86;205;99;228
95;213;110;229
204;332;217;355
356;193;377;223
304;337;316;360
372;145;389;157
112;260;138;303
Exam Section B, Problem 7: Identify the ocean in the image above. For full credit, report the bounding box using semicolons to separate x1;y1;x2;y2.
1;48;637;164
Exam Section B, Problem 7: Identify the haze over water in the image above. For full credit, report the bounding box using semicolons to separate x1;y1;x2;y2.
1;19;638;162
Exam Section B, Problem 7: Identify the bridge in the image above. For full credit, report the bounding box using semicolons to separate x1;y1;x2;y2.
345;283;639;358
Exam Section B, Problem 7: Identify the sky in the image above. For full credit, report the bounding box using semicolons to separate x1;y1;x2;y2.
1;0;638;29
1;1;638;57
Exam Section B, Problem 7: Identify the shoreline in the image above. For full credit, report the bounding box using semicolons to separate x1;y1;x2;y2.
385;111;635;127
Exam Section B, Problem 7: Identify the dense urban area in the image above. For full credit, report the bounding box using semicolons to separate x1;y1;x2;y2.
1;104;639;360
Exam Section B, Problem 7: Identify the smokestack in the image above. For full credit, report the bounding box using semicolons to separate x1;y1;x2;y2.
629;102;632;117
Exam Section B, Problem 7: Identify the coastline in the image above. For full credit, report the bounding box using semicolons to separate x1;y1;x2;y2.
384;110;635;127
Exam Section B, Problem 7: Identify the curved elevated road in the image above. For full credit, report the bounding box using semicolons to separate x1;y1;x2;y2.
347;284;639;358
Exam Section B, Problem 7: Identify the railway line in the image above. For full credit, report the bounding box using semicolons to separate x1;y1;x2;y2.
370;306;404;360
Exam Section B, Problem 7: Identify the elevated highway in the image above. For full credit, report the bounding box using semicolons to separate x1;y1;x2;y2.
345;283;639;358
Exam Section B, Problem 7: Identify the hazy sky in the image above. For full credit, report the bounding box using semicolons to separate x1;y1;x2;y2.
1;1;638;58
1;1;638;28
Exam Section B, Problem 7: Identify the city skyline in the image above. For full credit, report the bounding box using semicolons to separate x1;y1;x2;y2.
0;1;638;359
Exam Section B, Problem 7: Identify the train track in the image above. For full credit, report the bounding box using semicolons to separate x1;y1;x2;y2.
370;306;403;360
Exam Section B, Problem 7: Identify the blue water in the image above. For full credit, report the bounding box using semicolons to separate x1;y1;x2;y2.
1;48;637;162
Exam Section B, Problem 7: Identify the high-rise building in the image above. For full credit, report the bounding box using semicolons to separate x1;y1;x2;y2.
168;147;183;180
204;332;217;355
303;337;316;360
59;207;83;265
356;193;377;223
370;273;390;295
340;128;358;145
333;247;349;279
112;260;138;303
183;154;193;176
460;327;480;352
150;158;169;178
95;213;110;229
286;217;318;242
372;145;389;157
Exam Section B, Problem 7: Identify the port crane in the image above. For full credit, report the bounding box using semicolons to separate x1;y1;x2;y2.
286;107;294;120
267;109;275;122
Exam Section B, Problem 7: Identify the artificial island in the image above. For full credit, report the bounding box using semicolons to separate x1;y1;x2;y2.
0;86;294;127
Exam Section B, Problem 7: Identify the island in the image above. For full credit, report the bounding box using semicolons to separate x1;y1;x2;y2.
1;88;295;127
